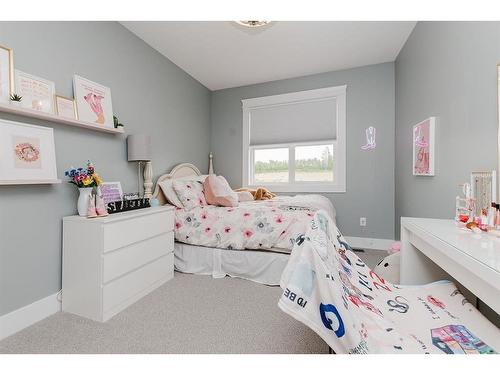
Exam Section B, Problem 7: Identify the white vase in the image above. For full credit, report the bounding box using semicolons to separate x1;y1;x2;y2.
77;187;94;217
10;101;22;108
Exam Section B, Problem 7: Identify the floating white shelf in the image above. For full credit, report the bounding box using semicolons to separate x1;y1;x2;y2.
0;103;124;134
0;179;62;185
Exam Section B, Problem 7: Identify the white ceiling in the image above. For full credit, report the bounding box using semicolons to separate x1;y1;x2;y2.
122;21;416;91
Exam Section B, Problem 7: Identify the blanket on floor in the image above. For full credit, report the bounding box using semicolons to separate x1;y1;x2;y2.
278;211;500;354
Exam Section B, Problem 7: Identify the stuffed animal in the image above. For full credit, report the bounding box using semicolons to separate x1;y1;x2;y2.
373;250;401;284
234;187;276;200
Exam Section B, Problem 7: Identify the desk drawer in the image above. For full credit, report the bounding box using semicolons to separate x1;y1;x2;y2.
103;252;174;314
103;210;173;252
103;231;173;283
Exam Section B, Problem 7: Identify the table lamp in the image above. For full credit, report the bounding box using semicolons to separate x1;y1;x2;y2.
127;134;153;199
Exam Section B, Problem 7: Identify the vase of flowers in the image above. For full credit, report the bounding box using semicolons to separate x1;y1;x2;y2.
65;161;103;216
77;187;94;216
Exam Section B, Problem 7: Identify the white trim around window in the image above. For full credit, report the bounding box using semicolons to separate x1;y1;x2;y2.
242;85;346;193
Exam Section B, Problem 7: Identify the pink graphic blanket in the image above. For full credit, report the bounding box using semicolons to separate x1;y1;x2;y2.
279;211;500;354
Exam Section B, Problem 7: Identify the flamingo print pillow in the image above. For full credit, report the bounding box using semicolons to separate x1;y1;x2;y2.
172;179;207;210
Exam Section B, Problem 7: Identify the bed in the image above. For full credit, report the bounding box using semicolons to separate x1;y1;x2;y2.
152;163;336;285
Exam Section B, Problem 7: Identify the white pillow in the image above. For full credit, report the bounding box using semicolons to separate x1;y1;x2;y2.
158;175;207;208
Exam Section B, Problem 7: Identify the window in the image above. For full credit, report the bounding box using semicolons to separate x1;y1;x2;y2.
242;85;346;192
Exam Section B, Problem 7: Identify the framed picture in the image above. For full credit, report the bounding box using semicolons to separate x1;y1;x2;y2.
0;119;58;184
73;75;114;128
412;117;436;176
14;70;56;114
471;171;497;217
0;45;14;103
55;95;78;120
99;181;123;204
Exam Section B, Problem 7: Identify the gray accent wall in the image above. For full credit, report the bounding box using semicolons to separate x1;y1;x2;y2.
395;22;500;237
0;22;211;315
210;62;395;239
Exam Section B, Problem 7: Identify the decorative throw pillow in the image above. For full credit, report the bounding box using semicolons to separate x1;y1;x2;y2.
172;179;207;209
159;175;207;208
203;175;239;207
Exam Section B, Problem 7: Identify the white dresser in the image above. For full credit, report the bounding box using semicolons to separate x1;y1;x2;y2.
62;206;175;322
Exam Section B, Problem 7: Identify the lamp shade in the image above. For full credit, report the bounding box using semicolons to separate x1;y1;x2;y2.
127;134;151;161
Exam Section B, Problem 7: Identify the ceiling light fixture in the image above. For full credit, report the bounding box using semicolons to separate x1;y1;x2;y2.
235;21;270;28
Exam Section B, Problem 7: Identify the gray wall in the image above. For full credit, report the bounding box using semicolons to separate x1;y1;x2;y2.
395;22;500;237
211;62;395;239
0;22;211;315
9;21;497;317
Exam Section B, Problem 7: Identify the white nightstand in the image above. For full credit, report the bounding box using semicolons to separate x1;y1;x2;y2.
62;206;175;322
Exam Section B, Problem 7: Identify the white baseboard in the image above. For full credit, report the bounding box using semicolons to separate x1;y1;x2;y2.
344;236;394;252
0;292;61;341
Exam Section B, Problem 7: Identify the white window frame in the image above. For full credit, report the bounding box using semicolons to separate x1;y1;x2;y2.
242;85;346;193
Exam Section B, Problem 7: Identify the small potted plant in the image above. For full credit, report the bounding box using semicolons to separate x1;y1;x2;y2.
9;93;23;107
113;115;124;129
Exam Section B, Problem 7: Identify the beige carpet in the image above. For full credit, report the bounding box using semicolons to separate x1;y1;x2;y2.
0;272;328;354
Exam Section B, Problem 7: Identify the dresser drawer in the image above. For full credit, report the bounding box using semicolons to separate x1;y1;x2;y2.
103;231;174;283
102;252;174;314
102;210;174;252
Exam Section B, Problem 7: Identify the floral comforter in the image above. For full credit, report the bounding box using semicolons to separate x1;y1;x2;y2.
174;194;335;252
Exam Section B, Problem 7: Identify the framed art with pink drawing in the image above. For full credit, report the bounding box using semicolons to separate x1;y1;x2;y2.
14;70;56;114
412;117;435;176
73;75;114;128
0;118;58;184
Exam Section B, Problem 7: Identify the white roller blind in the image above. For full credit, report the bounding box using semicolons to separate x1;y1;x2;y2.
248;97;337;146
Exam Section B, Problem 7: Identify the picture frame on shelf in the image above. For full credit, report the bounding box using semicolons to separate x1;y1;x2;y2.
55;95;78;120
412;117;436;176
0;118;58;184
0;45;14;104
14;70;56;114
73;75;114;128
99;181;123;204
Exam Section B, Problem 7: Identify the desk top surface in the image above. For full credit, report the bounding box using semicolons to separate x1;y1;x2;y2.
402;217;500;273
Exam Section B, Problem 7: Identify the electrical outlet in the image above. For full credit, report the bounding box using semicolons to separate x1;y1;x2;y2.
360;217;367;227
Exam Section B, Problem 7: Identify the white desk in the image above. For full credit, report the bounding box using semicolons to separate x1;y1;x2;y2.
400;217;500;315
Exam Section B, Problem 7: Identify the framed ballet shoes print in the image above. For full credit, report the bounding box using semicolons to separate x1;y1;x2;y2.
73;75;114;128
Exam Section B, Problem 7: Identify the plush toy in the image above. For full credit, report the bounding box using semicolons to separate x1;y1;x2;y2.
373;242;401;284
388;241;401;254
234;187;276;201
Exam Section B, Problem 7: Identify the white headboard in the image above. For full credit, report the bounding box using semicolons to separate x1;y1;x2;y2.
152;163;202;205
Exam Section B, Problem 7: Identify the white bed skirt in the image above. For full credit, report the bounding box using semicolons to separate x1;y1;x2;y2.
174;242;290;286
